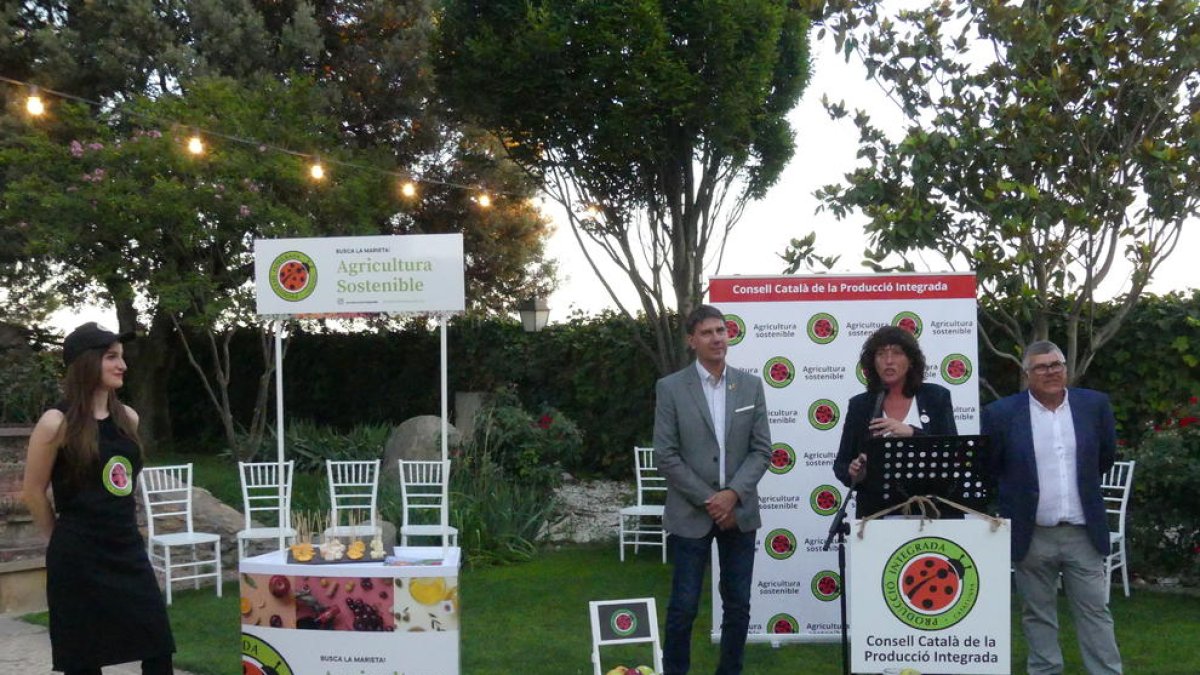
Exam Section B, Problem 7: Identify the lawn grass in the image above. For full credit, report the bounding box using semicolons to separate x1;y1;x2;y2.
26;545;1199;674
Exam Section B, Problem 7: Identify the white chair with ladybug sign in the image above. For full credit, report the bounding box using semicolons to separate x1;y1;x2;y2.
618;447;667;563
588;597;663;675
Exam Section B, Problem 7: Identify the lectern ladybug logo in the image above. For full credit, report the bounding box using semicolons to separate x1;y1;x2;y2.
268;251;317;302
881;537;979;631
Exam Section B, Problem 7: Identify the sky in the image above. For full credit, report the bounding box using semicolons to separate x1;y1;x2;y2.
539;33;1199;321
50;29;1197;333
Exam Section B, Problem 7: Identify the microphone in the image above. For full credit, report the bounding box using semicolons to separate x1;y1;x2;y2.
869;387;886;422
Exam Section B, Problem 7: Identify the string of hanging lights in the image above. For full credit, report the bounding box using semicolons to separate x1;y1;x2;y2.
1;74;515;208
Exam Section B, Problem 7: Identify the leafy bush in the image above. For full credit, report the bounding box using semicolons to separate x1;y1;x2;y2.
233;419;391;473
470;388;582;490
444;452;558;567
0;349;60;424
1126;395;1200;582
388;389;570;566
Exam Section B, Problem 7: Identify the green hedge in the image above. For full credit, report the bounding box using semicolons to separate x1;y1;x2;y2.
976;291;1200;444
164;311;659;477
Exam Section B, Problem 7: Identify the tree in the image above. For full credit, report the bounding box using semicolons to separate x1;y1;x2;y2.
1;0;556;447
0;77;382;456
806;0;1199;387
437;0;812;373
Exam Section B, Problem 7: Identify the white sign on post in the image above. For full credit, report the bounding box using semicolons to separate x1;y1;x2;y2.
848;518;1011;674
254;233;465;316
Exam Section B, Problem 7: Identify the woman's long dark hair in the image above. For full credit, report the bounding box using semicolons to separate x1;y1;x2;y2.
52;346;142;487
858;325;927;398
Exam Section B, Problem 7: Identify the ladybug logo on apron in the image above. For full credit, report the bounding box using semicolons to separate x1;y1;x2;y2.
102;456;134;497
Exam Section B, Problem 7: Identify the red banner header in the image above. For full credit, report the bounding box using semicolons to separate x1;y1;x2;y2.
709;274;976;303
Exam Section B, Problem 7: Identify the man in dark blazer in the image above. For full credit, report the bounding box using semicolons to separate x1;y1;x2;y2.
654;304;772;675
983;340;1122;675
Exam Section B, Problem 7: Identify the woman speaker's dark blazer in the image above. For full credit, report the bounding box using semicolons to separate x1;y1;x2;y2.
833;382;958;516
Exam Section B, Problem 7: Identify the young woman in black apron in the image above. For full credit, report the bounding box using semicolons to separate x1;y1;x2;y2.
22;323;175;674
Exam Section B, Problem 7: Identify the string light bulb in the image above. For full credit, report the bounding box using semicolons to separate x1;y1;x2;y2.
477;192;492;208
309;158;325;180
186;132;204;155
25;87;45;116
400;181;417;198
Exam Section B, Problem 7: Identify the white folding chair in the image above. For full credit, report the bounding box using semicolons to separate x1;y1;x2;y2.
588;597;663;675
398;459;458;547
140;464;222;605
324;460;382;539
618;447;667;563
236;461;297;561
1101;459;1135;601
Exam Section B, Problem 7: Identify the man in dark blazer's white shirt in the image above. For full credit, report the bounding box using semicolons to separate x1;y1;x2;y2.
654;304;771;675
983;340;1122;675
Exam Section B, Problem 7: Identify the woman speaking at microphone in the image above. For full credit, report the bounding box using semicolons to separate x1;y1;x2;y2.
833;325;957;516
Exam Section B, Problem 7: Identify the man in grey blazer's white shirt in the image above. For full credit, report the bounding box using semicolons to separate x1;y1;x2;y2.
654;304;772;675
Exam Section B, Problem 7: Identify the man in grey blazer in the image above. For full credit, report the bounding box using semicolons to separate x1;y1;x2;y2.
654;304;772;675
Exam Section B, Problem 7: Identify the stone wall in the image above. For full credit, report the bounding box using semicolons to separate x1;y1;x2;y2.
0;426;42;564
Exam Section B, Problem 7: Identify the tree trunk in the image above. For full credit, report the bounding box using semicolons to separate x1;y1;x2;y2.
115;303;175;450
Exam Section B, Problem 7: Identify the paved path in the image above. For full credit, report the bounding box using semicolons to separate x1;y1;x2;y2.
0;614;195;674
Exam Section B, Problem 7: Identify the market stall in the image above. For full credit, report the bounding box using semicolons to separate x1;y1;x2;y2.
247;234;464;675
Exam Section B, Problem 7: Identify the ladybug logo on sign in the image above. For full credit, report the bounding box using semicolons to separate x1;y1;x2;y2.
810;484;842;516
764;528;797;560
268;251;318;302
766;612;799;634
768;442;796;475
892;311;923;338
881;537;979;631
811;570;842;602
806;312;839;344
940;353;973;385
610;609;638;637
807;399;840;430
763;356;795;388
724;314;746;346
